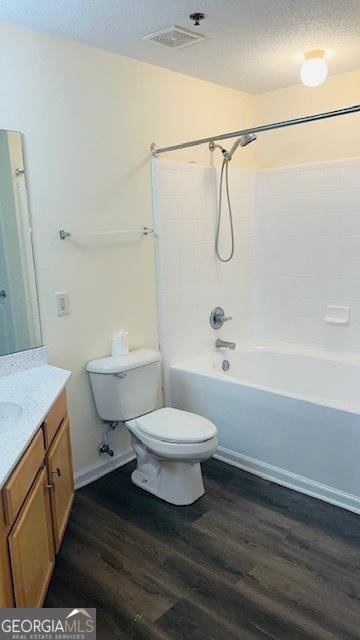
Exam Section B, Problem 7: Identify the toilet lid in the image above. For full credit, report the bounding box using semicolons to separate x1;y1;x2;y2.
134;408;217;444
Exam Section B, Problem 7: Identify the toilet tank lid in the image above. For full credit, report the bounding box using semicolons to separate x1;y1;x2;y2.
86;348;161;374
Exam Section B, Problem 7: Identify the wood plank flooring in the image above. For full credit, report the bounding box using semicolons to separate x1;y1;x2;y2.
45;459;360;639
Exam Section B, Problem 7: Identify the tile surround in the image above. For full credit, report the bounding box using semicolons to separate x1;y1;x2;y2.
254;158;360;352
153;157;360;401
153;161;255;400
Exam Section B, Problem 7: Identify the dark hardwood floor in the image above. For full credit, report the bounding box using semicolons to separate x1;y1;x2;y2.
45;459;360;639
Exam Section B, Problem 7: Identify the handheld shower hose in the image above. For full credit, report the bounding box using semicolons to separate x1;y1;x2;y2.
216;158;234;262
210;134;256;262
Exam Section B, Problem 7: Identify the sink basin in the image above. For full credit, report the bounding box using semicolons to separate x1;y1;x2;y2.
0;401;23;431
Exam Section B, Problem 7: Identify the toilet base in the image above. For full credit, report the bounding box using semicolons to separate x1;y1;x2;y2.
131;458;205;506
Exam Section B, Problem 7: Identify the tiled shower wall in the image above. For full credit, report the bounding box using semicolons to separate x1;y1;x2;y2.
153;157;360;395
255;158;360;352
153;161;255;395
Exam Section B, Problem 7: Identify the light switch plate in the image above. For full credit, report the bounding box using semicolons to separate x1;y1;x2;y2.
55;291;70;316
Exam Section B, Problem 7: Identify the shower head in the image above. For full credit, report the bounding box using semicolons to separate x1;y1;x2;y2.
225;133;257;161
209;133;257;161
240;133;257;147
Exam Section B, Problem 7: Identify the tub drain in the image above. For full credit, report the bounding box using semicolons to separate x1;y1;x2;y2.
222;359;230;371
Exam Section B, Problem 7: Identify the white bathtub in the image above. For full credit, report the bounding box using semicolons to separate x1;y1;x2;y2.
170;343;360;514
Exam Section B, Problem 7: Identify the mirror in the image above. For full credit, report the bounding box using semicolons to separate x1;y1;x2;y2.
0;130;42;356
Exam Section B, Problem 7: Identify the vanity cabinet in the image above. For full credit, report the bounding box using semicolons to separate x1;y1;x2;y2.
0;387;74;607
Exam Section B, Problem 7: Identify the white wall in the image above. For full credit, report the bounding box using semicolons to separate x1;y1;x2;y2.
154;161;255;399
0;21;255;474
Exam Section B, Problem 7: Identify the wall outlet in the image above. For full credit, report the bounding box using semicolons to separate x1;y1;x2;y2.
55;291;70;316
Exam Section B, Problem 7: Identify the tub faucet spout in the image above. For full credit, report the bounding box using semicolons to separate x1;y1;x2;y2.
215;338;236;350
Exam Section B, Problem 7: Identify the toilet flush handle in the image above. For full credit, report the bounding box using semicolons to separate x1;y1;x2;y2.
113;372;127;379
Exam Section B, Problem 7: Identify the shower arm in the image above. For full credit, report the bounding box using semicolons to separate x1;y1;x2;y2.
209;141;226;153
209;141;230;161
151;104;360;157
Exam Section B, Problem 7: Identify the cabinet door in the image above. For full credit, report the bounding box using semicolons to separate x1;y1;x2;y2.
8;466;54;607
47;418;74;552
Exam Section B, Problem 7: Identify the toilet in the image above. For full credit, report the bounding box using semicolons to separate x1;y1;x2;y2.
86;348;218;505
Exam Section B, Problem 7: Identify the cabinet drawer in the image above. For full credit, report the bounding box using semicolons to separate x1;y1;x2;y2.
43;390;67;448
2;430;45;526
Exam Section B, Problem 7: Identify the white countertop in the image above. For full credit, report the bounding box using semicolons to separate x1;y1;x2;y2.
0;364;71;488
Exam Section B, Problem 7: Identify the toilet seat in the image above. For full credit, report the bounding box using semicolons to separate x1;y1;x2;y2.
130;407;217;444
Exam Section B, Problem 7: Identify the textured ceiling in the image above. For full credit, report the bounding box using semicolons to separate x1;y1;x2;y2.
0;0;360;93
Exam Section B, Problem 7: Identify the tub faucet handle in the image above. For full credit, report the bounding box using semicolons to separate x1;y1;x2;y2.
210;306;232;330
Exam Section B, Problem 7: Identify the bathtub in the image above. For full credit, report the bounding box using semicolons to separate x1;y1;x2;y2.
170;342;360;514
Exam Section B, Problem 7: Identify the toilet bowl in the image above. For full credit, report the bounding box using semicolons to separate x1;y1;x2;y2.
127;407;217;505
87;348;218;505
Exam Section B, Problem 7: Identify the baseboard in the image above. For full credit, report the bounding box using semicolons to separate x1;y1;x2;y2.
214;446;360;515
75;447;135;490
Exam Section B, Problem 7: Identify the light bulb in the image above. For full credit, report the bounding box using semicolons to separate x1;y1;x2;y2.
300;49;328;87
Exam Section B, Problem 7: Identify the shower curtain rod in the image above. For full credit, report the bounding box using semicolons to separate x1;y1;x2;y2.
151;104;360;157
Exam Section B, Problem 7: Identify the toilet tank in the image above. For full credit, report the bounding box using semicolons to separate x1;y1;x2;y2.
87;348;161;422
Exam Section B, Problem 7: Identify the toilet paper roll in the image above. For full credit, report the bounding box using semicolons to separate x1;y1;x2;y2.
111;329;129;356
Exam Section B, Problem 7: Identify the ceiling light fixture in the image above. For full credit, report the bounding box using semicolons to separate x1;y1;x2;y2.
300;49;328;87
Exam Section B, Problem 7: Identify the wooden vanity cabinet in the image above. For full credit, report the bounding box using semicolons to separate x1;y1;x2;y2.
0;388;74;607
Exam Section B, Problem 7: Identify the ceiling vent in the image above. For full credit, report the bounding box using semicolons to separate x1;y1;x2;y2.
143;26;207;49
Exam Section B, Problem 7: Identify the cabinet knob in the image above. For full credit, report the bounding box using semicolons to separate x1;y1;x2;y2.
52;467;61;477
46;483;55;490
